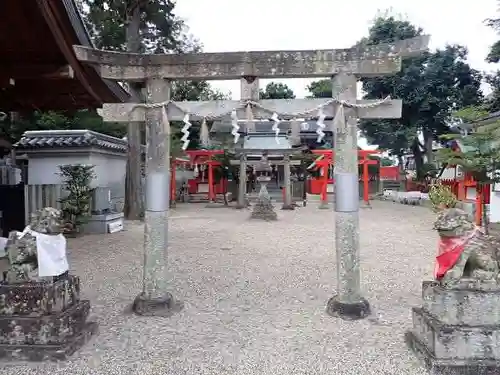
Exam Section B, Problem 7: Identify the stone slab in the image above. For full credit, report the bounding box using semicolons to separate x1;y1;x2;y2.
422;280;500;326
205;202;226;208
405;330;500;375
0;321;97;361
0;299;91;345
73;36;429;79
81;212;124;235
410;307;500;360
99;99;403;123
0;276;81;316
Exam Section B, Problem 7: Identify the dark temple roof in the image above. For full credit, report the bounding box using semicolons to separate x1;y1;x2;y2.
0;0;129;111
14;130;127;153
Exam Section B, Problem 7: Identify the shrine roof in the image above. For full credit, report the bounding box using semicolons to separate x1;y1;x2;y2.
0;0;128;111
14;130;127;153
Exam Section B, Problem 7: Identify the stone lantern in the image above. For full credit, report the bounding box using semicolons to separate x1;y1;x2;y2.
255;151;272;183
250;151;278;221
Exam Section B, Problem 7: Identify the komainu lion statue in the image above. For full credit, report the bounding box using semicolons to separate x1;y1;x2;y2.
433;207;500;287
3;207;63;283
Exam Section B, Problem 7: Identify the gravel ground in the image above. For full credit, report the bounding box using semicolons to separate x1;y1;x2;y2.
1;201;437;375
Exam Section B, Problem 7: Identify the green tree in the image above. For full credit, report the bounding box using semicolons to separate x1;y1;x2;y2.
259;82;295;99
0;110;126;145
484;72;500;112
380;157;395;166
79;0;225;101
172;81;229;101
359;16;481;179
437;105;500;231
306;16;482;179
484;5;500;112
81;0;184;53
486;5;500;63
306;80;332;98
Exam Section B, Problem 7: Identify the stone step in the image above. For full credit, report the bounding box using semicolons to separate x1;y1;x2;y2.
421;281;500;326
410;306;500;360
405;330;500;373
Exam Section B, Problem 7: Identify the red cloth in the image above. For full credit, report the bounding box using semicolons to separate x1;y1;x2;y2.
434;231;477;280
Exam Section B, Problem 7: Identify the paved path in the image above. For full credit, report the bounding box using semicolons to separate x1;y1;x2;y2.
2;201;436;375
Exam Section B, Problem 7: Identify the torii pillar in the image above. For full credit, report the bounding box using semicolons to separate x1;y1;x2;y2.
236;76;259;209
326;55;428;319
81;77;182;316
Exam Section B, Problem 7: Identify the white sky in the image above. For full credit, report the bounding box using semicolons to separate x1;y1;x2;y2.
175;0;500;148
176;0;499;98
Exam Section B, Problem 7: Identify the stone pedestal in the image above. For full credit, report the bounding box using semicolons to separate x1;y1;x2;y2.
318;201;330;209
82;212;124;234
206;201;225;208
0;275;97;361
405;280;500;374
250;183;277;221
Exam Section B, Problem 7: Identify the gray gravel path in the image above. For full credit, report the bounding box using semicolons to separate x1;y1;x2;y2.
1;201;436;375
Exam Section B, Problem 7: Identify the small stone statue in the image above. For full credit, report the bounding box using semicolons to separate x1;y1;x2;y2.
433;207;500;287
3;207;63;283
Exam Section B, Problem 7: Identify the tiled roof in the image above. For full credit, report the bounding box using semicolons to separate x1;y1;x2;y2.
14;130;127;153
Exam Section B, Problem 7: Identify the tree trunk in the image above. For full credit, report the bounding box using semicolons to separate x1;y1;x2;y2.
481;184;489;234
397;155;406;191
411;139;425;181
123;3;144;220
423;129;434;165
223;180;228;206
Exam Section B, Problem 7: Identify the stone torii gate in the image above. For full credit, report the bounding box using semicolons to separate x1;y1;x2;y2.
73;35;429;318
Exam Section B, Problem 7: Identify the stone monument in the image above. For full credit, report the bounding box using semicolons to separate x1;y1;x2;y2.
250;151;278;221
406;207;500;374
0;207;97;361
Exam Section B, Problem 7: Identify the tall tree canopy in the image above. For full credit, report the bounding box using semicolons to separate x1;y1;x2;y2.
0;110;127;146
1;1;228;146
259;82;295;99
306;80;333;98
307;15;483;178
486;4;500;64
78;0;226;101
484;3;500;112
81;0;185;53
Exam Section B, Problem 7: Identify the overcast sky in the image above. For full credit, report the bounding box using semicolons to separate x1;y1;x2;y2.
175;0;500;99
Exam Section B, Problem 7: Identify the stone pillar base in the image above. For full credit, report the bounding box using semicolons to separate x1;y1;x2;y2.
235;197;251;209
318;201;330;209
0;318;98;361
281;203;295;210
235;202;250;209
360;201;372;209
132;292;184;317
0;276;98;361
326;295;371;320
